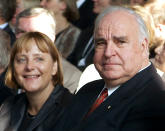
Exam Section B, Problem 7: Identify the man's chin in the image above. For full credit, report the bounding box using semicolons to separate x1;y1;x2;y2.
101;73;121;81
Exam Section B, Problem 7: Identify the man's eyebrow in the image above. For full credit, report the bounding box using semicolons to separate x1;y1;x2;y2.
95;38;106;43
113;36;128;42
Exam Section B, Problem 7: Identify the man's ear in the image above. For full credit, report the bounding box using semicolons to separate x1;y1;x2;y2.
141;38;149;57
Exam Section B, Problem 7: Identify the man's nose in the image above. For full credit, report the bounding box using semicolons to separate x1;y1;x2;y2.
104;41;116;57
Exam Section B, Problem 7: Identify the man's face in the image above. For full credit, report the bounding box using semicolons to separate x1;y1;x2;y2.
15;15;55;41
92;0;111;14
94;11;148;87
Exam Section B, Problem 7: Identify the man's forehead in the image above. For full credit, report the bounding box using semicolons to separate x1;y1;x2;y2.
95;10;139;37
99;10;137;27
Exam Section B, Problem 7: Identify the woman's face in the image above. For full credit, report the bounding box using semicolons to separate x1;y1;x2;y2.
154;43;165;72
40;0;62;15
92;0;111;14
13;40;57;93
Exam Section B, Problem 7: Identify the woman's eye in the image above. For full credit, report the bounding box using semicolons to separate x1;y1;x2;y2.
16;58;26;64
36;57;44;62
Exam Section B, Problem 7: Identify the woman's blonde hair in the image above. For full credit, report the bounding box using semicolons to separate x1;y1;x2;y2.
5;32;63;89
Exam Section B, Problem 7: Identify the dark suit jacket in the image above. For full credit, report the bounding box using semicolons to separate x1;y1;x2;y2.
56;64;165;131
3;24;16;46
67;26;94;71
72;0;96;30
0;85;73;131
0;70;14;105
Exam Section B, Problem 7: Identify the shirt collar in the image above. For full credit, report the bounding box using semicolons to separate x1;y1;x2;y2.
0;22;8;29
76;0;86;8
103;85;120;96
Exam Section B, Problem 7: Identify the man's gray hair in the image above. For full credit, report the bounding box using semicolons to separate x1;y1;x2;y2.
94;5;150;44
16;7;56;35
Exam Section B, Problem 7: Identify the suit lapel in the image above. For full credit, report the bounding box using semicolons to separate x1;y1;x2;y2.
73;80;105;123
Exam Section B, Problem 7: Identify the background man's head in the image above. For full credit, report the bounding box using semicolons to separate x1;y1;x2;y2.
15;7;56;41
93;6;149;87
11;0;40;29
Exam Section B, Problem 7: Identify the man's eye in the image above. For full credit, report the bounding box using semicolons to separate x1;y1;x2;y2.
96;41;105;46
113;38;126;46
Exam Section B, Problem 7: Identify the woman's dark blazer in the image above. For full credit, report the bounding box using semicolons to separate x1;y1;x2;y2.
0;85;73;131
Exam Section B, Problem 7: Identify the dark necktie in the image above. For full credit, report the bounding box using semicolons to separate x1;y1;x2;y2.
86;88;108;117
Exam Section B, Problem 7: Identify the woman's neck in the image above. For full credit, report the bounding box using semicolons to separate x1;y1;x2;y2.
55;14;70;35
26;84;54;115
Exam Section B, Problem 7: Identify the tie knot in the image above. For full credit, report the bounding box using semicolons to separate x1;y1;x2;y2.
101;88;108;98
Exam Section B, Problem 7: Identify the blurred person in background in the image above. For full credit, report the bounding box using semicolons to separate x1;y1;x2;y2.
40;0;81;59
144;0;165;80
74;0;97;30
0;29;14;105
0;0;16;46
154;42;165;81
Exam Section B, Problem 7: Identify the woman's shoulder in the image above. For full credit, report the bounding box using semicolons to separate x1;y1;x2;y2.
64;24;81;35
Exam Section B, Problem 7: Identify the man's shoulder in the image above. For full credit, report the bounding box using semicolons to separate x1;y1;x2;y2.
77;79;104;94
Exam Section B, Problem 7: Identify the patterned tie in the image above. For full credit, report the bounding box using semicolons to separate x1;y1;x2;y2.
86;88;108;117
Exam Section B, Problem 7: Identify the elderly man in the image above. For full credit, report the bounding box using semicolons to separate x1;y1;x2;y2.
55;6;165;131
